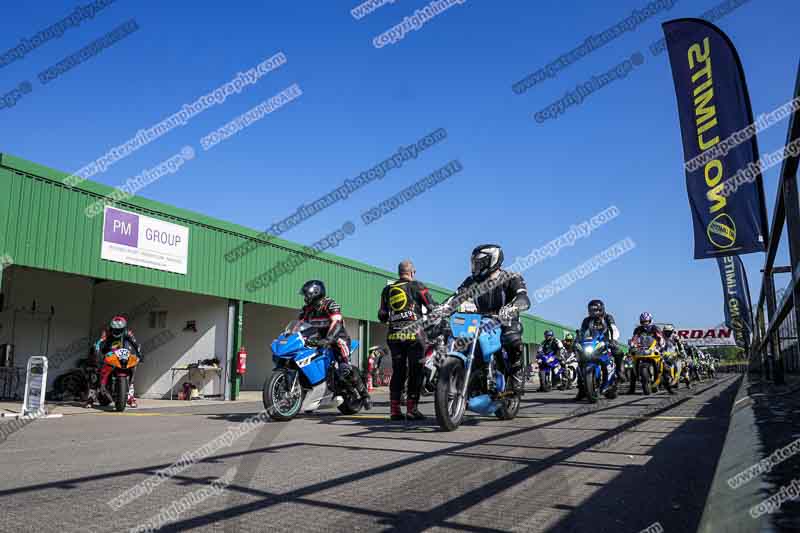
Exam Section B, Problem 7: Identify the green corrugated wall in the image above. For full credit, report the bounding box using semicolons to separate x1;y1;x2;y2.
0;153;573;343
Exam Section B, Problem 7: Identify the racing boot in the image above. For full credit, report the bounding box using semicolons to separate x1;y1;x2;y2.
574;383;586;400
352;373;372;410
127;384;138;408
406;399;425;421
84;387;97;408
390;400;405;421
510;364;525;395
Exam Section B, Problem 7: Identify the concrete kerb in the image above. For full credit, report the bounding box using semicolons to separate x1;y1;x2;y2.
697;372;766;533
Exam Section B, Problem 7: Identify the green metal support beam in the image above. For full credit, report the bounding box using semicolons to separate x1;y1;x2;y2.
231;300;244;400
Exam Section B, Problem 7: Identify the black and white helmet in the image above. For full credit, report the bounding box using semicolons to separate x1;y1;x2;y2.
470;244;504;280
300;280;326;306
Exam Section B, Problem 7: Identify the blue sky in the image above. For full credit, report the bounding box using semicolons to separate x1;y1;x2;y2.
1;0;797;340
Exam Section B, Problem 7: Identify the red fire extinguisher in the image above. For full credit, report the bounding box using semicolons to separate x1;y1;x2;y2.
236;346;247;375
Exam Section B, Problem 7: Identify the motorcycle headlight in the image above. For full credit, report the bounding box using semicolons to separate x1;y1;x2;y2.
584;345;594;356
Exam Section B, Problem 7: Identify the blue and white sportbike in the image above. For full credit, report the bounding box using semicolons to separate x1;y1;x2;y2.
536;350;562;392
575;326;618;403
263;321;365;421
434;312;521;431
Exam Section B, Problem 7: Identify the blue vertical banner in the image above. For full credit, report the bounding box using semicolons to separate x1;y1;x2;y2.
663;18;768;259
717;254;753;348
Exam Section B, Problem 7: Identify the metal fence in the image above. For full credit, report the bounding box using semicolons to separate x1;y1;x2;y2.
750;61;800;384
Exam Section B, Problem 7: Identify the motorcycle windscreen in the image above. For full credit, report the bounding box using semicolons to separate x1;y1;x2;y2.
298;349;332;386
272;333;305;356
636;335;657;354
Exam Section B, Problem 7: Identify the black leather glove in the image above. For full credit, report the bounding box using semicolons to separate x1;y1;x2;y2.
308;337;333;348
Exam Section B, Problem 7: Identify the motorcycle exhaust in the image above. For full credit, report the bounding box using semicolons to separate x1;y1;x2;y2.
467;394;501;415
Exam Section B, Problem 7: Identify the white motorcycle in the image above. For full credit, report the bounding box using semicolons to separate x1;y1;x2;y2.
558;351;579;390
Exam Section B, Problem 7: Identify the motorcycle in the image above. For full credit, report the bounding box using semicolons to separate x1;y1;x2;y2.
706;357;716;379
688;355;702;382
434;312;520;432
678;357;692;389
559;351;579;390
660;345;681;394
263;320;366;421
536;351;562;392
622;353;636;387
99;347;140;412
422;334;446;396
631;335;672;395
51;357;99;402
575;327;617;403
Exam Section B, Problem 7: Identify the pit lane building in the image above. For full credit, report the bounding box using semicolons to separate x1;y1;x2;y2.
0;153;572;399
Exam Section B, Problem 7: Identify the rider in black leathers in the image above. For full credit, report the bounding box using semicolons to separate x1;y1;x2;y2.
85;316;141;408
575;299;623;400
379;259;437;421
441;244;531;394
299;280;371;409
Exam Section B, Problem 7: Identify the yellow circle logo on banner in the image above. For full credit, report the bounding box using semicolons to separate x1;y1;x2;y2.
707;213;737;249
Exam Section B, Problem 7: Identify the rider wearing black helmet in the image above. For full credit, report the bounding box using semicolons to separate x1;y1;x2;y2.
575;299;623;400
442;244;531;394
86;315;141;408
562;332;576;355
537;330;565;392
299;280;371;409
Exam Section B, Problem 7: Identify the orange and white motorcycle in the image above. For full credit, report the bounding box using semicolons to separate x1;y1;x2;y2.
98;345;141;412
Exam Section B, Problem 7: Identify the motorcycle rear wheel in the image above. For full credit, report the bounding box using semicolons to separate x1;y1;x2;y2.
264;370;304;421
114;376;128;412
435;358;467;432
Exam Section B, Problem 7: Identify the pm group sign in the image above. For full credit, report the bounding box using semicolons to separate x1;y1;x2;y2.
101;207;189;275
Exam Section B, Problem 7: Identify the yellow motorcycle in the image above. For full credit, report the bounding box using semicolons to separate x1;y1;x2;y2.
631;335;672;395
660;345;682;394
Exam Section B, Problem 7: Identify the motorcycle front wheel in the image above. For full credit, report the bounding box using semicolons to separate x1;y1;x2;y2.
539;370;551;392
585;370;599;403
264;370;305;421
495;393;520;420
435;358;467;432
114;375;128;412
640;365;652;395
